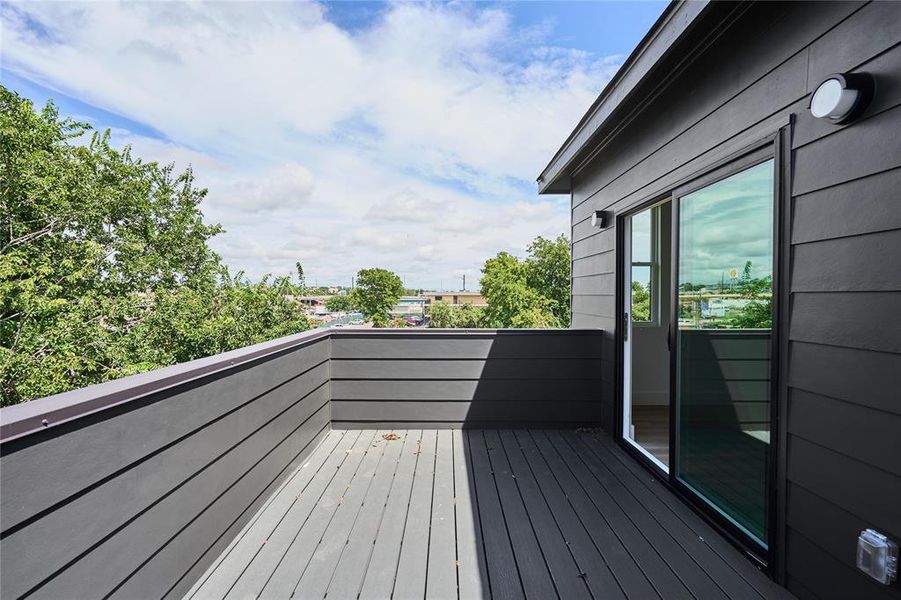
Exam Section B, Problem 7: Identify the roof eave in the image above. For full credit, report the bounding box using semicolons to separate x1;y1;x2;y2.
537;0;711;195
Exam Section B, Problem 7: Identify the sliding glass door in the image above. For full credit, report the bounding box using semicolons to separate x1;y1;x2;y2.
673;158;775;547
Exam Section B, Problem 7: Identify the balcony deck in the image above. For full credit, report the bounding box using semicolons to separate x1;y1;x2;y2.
186;428;790;600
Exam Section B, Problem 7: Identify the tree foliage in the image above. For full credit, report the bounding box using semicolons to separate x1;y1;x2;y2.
524;235;571;325
351;268;403;327
324;293;357;312
478;237;570;328
724;260;772;329
0;87;310;405
630;281;650;321
428;300;482;328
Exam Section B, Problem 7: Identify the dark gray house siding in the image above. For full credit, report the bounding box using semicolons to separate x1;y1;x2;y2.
330;330;604;429
557;2;901;598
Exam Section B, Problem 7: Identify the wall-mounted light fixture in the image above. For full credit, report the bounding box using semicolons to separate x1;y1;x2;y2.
809;72;875;125
591;210;609;229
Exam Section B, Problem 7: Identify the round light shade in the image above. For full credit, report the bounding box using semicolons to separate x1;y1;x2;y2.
809;73;874;124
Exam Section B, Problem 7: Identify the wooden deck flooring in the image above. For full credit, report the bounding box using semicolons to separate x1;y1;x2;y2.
186;429;791;599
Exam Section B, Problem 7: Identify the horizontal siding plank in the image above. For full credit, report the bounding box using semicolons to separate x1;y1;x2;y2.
331;358;603;380
788;436;901;541
791;229;901;292
331;334;603;360
572;229;616;259
0;340;328;532
331;400;602;423
332;379;599;401
572;295;616;318
572;312;615;330
572;250;615;277
572;273;616;296
789;389;901;477
789;292;901;353
792;167;901;244
789;341;901;415
792;103;901;196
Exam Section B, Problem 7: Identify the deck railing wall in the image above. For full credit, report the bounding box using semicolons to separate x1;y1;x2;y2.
331;330;604;428
0;327;602;600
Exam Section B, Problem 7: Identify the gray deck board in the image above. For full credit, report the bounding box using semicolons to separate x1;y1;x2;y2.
357;429;422;600
393;430;438;598
452;429;488;600
191;429;789;600
426;430;458;599
293;430;392;598
324;430;410;599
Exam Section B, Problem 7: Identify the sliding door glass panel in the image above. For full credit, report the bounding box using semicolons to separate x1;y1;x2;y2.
675;159;773;546
631;208;655;323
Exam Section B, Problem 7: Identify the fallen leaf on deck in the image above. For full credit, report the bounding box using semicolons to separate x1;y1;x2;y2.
382;433;401;441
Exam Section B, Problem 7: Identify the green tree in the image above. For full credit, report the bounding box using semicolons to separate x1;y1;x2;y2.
480;252;559;328
525;235;571;326
0;87;310;404
631;281;650;321
427;300;457;328
351;268;403;327
454;302;483;328
325;293;357;312
725;260;772;328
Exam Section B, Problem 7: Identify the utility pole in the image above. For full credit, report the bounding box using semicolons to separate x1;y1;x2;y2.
462;274;466;291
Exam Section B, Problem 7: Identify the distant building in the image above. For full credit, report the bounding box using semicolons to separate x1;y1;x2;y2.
423;291;487;307
391;296;427;316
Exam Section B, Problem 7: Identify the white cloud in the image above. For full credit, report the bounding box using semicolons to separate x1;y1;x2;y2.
2;1;621;289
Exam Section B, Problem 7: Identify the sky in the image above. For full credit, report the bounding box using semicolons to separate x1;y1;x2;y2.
1;0;666;290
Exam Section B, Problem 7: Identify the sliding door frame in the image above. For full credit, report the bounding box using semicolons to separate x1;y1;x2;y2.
614;128;790;577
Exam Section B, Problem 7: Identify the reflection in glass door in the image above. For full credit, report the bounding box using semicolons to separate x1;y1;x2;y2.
674;159;774;547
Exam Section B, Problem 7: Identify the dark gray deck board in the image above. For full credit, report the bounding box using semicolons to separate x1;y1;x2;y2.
191;429;789;600
511;429;625;600
484;429;558;599
468;430;526;600
496;430;592;600
536;432;688;599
